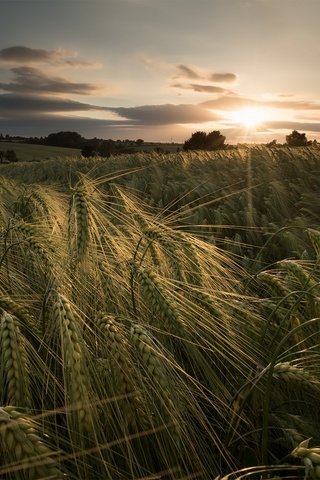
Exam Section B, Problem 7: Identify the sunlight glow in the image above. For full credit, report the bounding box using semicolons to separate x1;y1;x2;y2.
230;107;267;128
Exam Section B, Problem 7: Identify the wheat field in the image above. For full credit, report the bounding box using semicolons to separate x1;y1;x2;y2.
0;146;319;479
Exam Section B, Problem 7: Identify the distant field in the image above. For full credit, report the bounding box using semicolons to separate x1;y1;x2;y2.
0;141;81;161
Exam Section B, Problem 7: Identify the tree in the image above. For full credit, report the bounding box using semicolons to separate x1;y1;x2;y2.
98;140;116;157
0;151;5;163
205;130;226;150
183;130;225;151
266;139;277;148
135;138;144;146
6;150;18;162
286;130;308;147
81;145;97;158
45;131;84;148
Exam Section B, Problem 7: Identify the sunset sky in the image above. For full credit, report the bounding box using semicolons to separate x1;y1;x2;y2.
1;0;320;143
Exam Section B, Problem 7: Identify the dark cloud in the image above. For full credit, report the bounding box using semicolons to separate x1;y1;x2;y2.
0;67;99;95
0;94;219;126
171;83;231;94
0;46;95;67
0;94;109;116
109;103;220;124
0;46;57;63
0;115;130;138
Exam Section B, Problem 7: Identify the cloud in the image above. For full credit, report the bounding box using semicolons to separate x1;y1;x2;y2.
176;64;201;80
201;94;320;111
0;46;58;63
0;46;96;67
175;64;238;83
201;95;257;110
266;99;320;110
109;103;220;124
171;83;231;94
209;73;237;83
0;67;100;95
0;94;219;126
263;120;320;133
0;94;109;116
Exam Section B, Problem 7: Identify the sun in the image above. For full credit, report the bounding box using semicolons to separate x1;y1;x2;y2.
230;107;266;128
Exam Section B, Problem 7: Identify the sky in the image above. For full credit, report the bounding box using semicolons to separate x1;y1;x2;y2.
1;0;320;143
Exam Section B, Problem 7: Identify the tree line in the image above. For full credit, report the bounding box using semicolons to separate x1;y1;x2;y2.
182;129;317;151
0;129;317;161
0;132;145;157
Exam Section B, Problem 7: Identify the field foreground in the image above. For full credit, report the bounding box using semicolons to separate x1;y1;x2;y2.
0;146;320;479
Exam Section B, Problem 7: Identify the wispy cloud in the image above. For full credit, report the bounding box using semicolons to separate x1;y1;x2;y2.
201;94;320;111
0;67;101;95
175;64;238;83
171;83;231;94
0;46;97;67
262;120;320;132
176;64;201;80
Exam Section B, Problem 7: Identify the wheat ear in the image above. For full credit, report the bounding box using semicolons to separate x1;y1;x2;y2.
96;312;144;428
0;406;63;479
130;324;174;410
131;261;186;336
71;188;90;262
0;311;30;407
53;293;92;430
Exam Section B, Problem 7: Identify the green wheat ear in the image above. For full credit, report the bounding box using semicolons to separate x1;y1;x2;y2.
0;406;64;479
0;311;31;408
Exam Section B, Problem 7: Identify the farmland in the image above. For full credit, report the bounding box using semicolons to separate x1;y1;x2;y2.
0;141;81;162
0;145;319;479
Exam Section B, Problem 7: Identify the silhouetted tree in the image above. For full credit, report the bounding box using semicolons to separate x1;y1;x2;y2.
135;138;144;146
183;130;226;151
45;131;84;148
205;130;226;150
98;140;116;157
183;131;207;150
286;130;308;147
81;145;97;158
6;150;18;162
